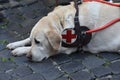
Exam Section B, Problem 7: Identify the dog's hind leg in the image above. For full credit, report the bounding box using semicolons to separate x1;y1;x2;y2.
11;46;31;56
7;38;31;50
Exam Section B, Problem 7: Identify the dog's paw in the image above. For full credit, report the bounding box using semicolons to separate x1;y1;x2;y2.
7;42;22;49
11;47;30;56
11;48;26;56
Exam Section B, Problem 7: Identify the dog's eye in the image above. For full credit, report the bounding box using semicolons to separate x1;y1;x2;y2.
34;38;40;44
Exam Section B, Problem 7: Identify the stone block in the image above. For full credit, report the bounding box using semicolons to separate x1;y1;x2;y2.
91;66;112;77
28;59;54;73
99;52;120;61
13;65;33;77
0;73;11;80
82;55;105;69
42;0;72;7
60;60;84;74
55;75;68;80
69;52;91;61
42;67;63;80
51;54;72;65
109;61;120;74
0;60;16;73
112;74;120;80
19;73;45;80
0;0;9;3
0;12;5;23
70;70;93;80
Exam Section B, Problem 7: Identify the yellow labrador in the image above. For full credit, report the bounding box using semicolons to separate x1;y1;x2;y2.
7;2;120;61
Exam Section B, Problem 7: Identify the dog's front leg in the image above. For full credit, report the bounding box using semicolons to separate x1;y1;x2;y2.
7;38;31;49
11;46;31;56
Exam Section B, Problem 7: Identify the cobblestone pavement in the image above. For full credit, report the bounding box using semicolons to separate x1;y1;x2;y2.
0;0;120;80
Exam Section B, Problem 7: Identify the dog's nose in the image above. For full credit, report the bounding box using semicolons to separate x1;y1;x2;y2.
26;54;32;60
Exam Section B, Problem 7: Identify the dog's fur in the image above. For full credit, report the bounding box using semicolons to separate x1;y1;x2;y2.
7;2;120;61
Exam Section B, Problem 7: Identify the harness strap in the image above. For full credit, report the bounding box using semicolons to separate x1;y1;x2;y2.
74;0;80;27
55;0;58;6
74;0;82;33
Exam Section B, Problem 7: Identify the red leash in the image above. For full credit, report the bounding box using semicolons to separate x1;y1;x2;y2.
86;18;120;33
83;0;120;7
56;0;120;7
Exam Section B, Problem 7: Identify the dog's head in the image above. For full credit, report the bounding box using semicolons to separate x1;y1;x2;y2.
27;24;61;61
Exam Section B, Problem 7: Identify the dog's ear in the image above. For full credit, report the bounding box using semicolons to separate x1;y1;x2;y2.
45;30;61;50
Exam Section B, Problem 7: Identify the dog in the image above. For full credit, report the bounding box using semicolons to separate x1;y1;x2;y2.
7;1;120;62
